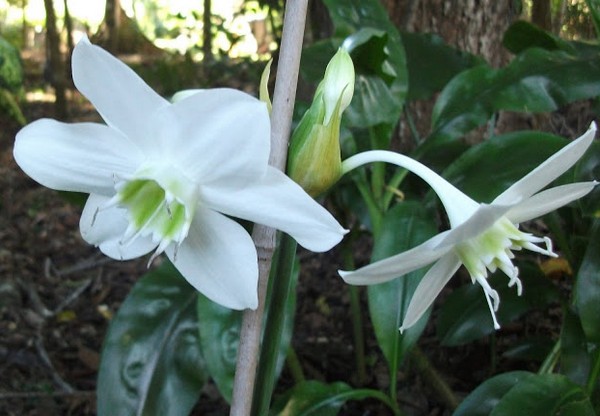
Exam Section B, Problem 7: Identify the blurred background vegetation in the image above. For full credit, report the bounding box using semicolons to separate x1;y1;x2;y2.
0;0;597;126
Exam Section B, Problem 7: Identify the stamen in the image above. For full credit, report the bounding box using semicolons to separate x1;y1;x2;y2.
475;275;500;312
479;283;501;330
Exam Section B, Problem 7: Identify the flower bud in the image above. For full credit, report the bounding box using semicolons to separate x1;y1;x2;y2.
288;48;355;196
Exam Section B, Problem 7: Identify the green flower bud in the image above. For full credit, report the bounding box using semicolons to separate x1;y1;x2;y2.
288;48;354;196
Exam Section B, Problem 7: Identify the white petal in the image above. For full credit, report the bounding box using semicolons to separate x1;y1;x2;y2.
162;89;270;184
434;203;512;249
494;123;596;205
400;253;462;331
166;206;258;310
14;119;141;195
71;38;168;144
202;167;346;252
339;233;451;285
507;181;598;223
80;194;157;260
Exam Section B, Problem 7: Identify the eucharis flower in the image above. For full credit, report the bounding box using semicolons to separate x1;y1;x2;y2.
340;124;597;330
14;38;346;310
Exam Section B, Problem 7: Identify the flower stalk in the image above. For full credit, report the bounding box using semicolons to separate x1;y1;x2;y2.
230;1;310;414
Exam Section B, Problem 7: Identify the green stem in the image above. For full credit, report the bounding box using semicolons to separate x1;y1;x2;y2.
353;172;383;235
585;347;600;395
538;339;561;375
382;168;409;212
409;347;460;411
342;238;367;385
251;234;298;416
403;105;422;146
286;346;306;384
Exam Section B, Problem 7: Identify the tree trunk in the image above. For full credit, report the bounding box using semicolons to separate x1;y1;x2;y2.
104;0;121;53
43;0;67;119
532;0;552;31
63;0;75;54
203;0;213;61
382;0;518;68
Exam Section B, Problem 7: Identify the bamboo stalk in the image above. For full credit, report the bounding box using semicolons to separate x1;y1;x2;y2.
229;1;309;415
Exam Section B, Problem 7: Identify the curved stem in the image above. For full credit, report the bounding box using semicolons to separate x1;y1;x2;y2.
585;347;600;395
342;150;477;227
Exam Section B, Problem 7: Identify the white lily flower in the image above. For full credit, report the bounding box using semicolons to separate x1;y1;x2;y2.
340;124;598;330
14;38;346;310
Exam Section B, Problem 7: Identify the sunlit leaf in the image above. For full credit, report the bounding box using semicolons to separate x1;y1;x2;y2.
97;261;206;416
428;48;600;150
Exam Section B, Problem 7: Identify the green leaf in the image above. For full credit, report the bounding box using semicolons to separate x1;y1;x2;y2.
97;261;206;416
197;239;299;405
491;373;595;416
561;309;592;385
368;202;438;367
502;20;571;54
574;141;600;217
441;131;567;203
430;48;600;147
402;31;483;100
574;219;600;343
270;381;397;416
454;371;535;416
502;337;554;362
437;262;559;346
320;0;408;131
196;293;241;403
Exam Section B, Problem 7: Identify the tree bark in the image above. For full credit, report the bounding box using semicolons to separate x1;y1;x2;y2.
104;0;121;53
532;0;552;31
203;0;213;61
382;0;518;68
43;0;67;119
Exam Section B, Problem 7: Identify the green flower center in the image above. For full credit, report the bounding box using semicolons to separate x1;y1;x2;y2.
108;163;198;260
455;217;556;329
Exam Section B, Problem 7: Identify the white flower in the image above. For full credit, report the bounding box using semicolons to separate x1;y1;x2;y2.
340;124;598;330
14;38;346;310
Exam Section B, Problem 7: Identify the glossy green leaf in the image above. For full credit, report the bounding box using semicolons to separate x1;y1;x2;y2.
197;239;298;405
430;48;600;146
574;219;600;343
402;31;483;100
270;381;397;416
97;261;206;416
491;373;595;416
368;202;438;367
437;262;559;346
196;293;241;403
561;309;591;385
321;0;408;131
501;337;553;362
441;131;567;203
503;20;570;54
454;371;535;416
